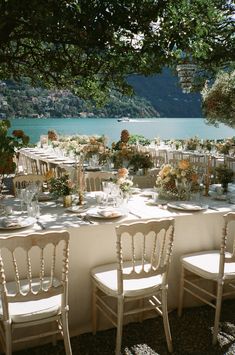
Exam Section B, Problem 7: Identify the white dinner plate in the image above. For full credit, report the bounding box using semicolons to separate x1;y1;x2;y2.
0;217;36;230
147;199;167;206
87;208;124;219
66;205;88;213
167;202;208;211
131;187;141;194
210;192;228;201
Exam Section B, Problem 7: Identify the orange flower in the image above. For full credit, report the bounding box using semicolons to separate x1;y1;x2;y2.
178;159;190;170
12;130;24;138
118;168;128;178
45;169;54;181
191;173;198;183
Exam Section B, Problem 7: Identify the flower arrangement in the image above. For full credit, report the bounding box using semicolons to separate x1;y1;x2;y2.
128;152;153;173
215;139;234;155
112;145;134;169
156;159;199;200
48;173;75;197
114;168;133;194
48;130;58;141
0;120;29;176
185;136;200;151
51;134;107;157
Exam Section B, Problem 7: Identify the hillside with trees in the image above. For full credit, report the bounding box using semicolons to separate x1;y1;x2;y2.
0;70;202;119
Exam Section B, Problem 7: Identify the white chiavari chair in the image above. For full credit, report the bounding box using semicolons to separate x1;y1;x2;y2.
12;174;45;195
85;171;114;192
178;212;235;345
0;231;72;355
91;218;175;354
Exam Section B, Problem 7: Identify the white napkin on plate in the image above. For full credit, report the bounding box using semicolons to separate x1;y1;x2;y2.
98;209;120;218
2;217;22;228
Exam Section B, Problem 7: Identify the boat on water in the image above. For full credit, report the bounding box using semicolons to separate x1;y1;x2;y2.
117;117;130;122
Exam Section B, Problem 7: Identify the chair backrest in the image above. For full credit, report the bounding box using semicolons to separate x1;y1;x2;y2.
219;213;235;278
0;231;70;320
153;155;165;169
13;174;45;195
172;151;184;161
28;157;39;174
188;154;206;164
39;160;49;175
115;219;175;294
85;171;114;191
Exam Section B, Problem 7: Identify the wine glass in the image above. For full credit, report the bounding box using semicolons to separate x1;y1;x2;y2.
175;179;184;199
183;180;192;200
102;181;112;205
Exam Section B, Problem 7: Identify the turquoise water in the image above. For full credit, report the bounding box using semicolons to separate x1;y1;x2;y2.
9;117;235;145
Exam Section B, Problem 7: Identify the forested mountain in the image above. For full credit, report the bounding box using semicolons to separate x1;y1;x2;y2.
0;70;202;119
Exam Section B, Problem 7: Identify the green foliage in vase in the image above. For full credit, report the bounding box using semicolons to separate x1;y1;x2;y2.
128;153;153;172
128;134;151;146
215;164;233;185
48;174;75;197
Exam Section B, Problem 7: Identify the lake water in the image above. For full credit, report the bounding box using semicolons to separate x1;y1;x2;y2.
9;117;235;145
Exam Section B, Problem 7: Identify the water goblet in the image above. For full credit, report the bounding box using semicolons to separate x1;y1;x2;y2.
183;180;192;200
102;181;112;205
175;179;184;199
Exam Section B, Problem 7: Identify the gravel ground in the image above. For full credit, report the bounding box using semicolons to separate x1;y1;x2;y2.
15;299;235;355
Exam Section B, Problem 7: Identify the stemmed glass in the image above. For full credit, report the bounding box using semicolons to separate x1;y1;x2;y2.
102;181;112;205
110;184;121;207
22;188;35;214
183;180;192;200
175;179;184;200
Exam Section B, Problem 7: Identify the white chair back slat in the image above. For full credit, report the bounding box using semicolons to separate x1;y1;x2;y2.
0;231;69;303
13;174;45;195
11;251;21;295
85;171;114;191
50;244;57;288
26;250;33;293
40;247;45;291
116;219;175;289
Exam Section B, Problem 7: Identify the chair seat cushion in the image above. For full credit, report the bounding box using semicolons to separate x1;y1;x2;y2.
91;261;163;297
0;277;61;323
181;250;235;280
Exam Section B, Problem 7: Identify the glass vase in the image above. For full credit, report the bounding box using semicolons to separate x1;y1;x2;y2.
63;195;72;208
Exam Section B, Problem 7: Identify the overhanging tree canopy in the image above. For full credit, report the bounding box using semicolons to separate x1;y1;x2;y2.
0;0;234;101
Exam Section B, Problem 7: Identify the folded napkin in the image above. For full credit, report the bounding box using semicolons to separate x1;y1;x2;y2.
98;210;120;218
1;218;22;228
179;203;202;210
38;192;53;201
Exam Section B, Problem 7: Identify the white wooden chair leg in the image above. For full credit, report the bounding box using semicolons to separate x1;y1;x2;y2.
5;322;12;355
61;312;72;355
92;283;97;335
213;281;223;345
178;265;185;317
116;297;124;355
138;298;144;322
162;288;173;353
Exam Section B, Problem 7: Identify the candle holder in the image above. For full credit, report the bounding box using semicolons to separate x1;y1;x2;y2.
76;154;86;206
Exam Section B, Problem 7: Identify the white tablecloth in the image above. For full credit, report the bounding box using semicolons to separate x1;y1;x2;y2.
1;191;235;337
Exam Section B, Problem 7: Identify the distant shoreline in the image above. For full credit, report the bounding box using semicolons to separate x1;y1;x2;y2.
10;116;204;120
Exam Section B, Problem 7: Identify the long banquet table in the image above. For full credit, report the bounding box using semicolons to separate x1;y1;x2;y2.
1;190;235;339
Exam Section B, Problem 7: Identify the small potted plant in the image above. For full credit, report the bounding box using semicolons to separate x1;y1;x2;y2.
215;164;233;193
48;173;75;207
128;152;153;175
